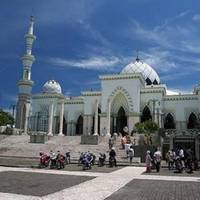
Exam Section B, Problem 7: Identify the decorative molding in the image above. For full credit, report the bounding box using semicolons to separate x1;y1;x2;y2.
99;112;107;117
18;79;34;87
99;73;145;85
108;86;134;112
163;95;198;101
32;93;65;99
81;91;101;96
127;112;141;117
83;114;93;117
140;86;166;95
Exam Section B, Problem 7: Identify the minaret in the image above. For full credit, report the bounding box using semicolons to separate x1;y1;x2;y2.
15;16;36;132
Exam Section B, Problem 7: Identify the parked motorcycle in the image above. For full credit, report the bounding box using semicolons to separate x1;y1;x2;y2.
39;152;50;168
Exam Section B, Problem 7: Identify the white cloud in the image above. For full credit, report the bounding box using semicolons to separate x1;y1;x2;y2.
161;72;189;81
167;88;192;95
192;14;200;21
47;56;121;70
166;89;179;95
64;90;72;97
4;94;17;103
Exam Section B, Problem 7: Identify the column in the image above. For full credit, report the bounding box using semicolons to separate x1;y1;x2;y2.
47;103;54;136
107;98;111;136
113;115;117;133
94;100;98;135
24;103;30;134
58;101;64;136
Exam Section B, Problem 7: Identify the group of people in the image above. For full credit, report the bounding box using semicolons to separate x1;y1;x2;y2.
166;147;197;173
39;150;70;169
145;148;162;173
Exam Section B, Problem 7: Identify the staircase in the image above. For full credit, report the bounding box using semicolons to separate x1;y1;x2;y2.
0;135;141;164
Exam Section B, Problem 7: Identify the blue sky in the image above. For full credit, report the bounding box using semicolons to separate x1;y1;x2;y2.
1;0;200;111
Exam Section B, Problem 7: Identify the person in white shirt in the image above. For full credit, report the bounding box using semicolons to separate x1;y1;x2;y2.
154;148;162;172
128;146;134;164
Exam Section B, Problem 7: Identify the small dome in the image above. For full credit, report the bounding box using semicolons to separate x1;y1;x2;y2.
43;80;62;94
121;58;160;85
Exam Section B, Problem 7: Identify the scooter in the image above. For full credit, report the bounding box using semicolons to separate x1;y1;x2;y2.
174;156;183;173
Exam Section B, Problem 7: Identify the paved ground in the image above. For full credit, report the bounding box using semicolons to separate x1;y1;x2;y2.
0;171;94;196
106;179;200;200
0;166;200;200
142;167;200;177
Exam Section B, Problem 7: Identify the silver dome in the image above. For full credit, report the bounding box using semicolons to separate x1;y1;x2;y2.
43;80;62;94
121;59;160;85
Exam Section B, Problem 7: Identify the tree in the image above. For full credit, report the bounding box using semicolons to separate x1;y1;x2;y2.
0;109;14;126
135;120;158;134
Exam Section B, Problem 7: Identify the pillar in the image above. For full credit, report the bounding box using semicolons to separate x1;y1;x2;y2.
23;103;30;134
94;100;98;135
58;101;64;136
107;98;111;136
128;113;140;131
47;103;54;136
113;115;117;133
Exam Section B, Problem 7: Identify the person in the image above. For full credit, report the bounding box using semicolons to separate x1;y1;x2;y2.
109;136;114;150
145;150;152;173
121;136;126;149
78;152;84;166
128;146;134;164
166;150;175;170
98;153;106;167
178;147;185;168
56;151;65;169
185;148;193;173
109;147;117;167
125;143;131;158
154;148;162;172
65;152;70;164
49;150;57;168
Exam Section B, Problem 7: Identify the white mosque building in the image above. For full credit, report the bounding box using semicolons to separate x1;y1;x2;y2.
16;18;200;158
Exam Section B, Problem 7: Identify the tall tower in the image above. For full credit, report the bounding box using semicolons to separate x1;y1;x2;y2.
15;16;36;132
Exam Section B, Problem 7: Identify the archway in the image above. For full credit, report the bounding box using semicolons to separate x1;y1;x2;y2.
116;107;127;135
76;115;83;135
141;106;152;122
187;113;197;129
164;113;175;129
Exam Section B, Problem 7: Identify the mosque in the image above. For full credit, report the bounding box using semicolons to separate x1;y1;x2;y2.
15;18;200;158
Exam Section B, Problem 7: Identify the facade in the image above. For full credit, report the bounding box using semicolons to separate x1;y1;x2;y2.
16;19;200;158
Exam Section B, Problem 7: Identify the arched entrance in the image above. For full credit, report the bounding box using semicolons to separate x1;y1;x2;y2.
116;107;127;135
164;113;175;129
187;113;197;129
76;115;83;135
141;106;152;122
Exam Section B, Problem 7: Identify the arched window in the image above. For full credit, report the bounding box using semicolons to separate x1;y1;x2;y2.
187;113;197;129
164;113;175;129
141;106;152;122
76;115;83;135
116;107;127;135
